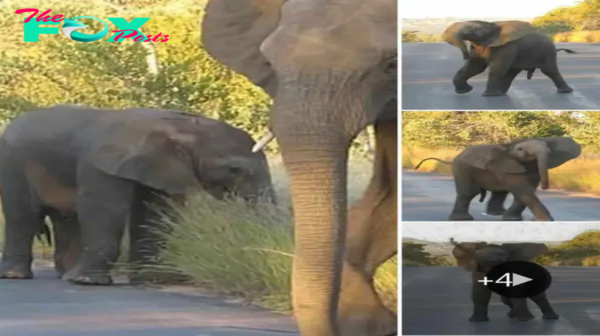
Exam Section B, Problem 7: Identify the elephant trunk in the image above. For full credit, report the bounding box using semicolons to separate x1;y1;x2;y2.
271;95;357;336
443;24;470;60
536;150;550;190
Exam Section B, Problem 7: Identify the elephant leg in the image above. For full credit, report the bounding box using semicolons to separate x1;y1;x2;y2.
449;193;478;221
509;191;553;221
529;292;559;320
47;210;82;278
470;274;492;322
485;191;508;216
503;197;527;221
499;68;522;94
483;61;513;96
62;168;134;286
453;58;488;94
501;296;517;317
539;61;573;93
0;164;45;279
339;120;397;336
508;298;534;322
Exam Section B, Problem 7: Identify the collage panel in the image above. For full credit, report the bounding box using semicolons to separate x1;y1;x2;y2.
402;222;600;335
402;2;600;111
402;111;598;222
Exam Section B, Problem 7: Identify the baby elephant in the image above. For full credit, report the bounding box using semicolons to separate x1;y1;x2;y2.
414;137;581;221
0;105;275;285
450;238;559;322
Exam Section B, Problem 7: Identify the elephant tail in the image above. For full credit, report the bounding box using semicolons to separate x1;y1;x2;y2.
556;48;576;54
35;222;52;247
414;157;452;170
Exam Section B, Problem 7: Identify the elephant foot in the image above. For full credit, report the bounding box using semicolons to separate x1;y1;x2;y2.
516;313;535;322
337;262;397;336
0;260;33;279
62;266;113;286
485;208;506;216
557;86;573;93
454;84;473;94
508;310;517;318
482;90;506;97
449;213;474;221
469;314;489;322
542;312;560;320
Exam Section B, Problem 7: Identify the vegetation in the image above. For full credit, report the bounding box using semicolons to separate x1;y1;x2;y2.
403;0;600;43
0;0;394;313
402;242;452;266
537;230;600;266
403;111;600;194
155;157;397;312
402;30;442;43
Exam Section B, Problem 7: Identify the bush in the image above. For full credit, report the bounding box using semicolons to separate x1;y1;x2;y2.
553;31;600;42
536;230;600;266
156;158;397;312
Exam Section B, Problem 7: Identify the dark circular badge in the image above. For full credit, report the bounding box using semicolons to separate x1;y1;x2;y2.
483;261;552;299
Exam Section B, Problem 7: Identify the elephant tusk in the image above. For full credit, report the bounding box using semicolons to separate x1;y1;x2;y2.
252;131;275;153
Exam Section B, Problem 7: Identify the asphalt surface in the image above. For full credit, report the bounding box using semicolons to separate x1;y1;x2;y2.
402;266;600;335
402;170;600;221
0;265;297;336
402;42;600;110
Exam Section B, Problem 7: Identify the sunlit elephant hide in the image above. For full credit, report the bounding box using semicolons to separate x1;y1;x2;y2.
450;238;559;322
201;1;398;335
414;136;581;221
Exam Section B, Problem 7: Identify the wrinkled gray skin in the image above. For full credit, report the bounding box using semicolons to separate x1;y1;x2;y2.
444;20;574;96
201;1;397;336
450;238;559;322
0;105;275;285
414;137;581;221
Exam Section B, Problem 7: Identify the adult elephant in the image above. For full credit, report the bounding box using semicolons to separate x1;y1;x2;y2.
201;1;398;335
442;20;575;96
0;105;275;285
414;137;581;221
450;238;559;322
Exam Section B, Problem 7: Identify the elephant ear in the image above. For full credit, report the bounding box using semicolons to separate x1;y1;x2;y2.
201;0;281;97
90;119;202;196
458;144;526;173
502;243;549;261
451;240;488;272
486;21;535;47
538;136;582;169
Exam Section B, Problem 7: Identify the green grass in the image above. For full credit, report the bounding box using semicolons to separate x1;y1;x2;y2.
156;156;397;312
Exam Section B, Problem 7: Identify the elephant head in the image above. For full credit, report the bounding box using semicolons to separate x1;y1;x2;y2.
506;137;582;190
450;238;549;273
201;0;397;334
89;113;276;204
442;20;535;60
457;137;581;190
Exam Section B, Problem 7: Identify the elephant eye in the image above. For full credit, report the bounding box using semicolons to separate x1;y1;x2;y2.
383;57;397;74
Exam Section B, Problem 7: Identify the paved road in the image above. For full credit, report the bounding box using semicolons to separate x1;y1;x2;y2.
402;266;600;335
0;265;297;336
402;42;600;110
402;170;600;221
